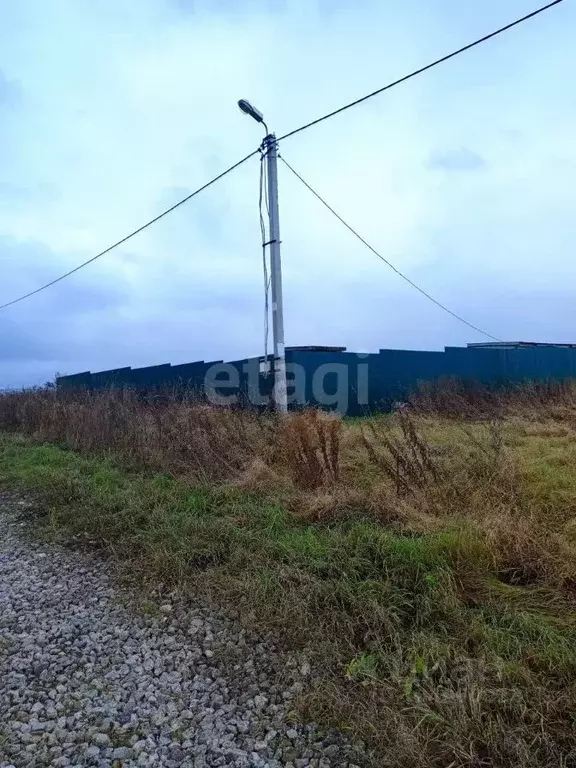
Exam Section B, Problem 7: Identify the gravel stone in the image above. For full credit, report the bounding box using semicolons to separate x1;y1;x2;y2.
112;746;133;760
92;733;111;747
0;493;366;767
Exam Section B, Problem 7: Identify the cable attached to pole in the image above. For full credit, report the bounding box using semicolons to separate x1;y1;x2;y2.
0;149;259;311
0;1;563;313
279;154;501;342
278;0;564;142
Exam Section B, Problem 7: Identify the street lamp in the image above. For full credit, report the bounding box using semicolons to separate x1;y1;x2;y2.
237;99;267;133
238;99;287;413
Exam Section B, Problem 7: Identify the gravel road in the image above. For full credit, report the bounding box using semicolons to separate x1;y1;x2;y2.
0;496;363;768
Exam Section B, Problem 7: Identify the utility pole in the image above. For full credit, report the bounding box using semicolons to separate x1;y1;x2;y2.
263;132;288;413
238;100;288;412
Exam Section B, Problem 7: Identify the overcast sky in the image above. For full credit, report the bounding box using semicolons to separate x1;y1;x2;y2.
0;0;574;386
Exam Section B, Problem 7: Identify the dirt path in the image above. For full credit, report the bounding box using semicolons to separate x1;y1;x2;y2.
0;495;360;768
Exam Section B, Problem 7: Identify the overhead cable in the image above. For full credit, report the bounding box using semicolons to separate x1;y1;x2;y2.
0;149;259;311
279;155;501;342
278;1;564;142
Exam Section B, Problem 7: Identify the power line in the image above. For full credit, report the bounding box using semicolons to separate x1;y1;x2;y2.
0;1;563;312
0;149;259;311
278;0;564;142
279;155;501;342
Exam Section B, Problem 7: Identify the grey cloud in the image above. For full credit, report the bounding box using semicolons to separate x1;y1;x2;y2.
47;277;127;315
427;148;487;172
0;237;131;385
0;237;127;314
0;361;63;390
0;0;574;388
0;317;59;362
0;234;266;386
158;183;231;238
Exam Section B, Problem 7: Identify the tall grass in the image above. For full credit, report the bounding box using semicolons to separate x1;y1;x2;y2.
412;376;576;420
3;383;576;766
0;388;270;480
0;388;344;489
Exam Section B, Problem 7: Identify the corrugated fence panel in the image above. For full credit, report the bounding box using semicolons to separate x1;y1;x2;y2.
501;347;576;381
443;346;505;383
90;367;132;390
372;350;446;408
286;350;362;411
57;371;92;389
171;361;209;392
56;345;576;413
127;364;172;390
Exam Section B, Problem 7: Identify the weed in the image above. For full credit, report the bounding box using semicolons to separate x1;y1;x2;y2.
2;385;576;766
140;601;159;616
278;409;341;489
345;652;379;683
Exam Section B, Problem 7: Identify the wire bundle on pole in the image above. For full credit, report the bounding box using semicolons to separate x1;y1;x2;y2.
259;143;272;364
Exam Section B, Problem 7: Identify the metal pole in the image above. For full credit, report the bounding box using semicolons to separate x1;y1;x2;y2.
264;133;288;413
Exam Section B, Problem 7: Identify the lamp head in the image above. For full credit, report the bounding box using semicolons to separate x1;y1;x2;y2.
238;99;264;124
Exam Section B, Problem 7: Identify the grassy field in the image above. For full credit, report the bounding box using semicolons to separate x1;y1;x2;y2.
2;387;576;767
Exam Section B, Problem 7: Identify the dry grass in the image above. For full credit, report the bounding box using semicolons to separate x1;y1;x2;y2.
278;409;341;489
0;388;281;482
3;383;576;766
0;389;346;490
412;376;576;423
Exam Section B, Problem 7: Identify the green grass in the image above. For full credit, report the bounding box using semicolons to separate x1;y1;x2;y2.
2;430;576;767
